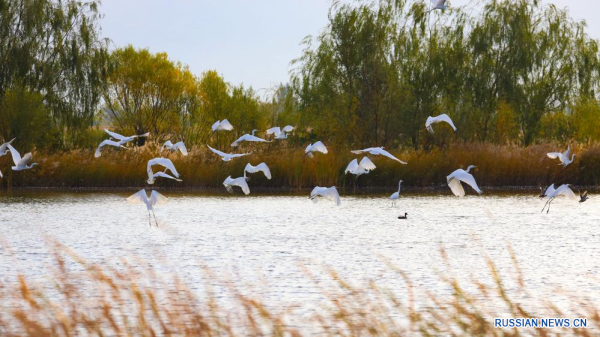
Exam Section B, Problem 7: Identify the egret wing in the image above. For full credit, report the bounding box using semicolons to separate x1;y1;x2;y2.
237;178;250;195
447;178;466;197
174;142;188;156
544;184;556;197
256;162;271;179
18;153;32;166
220;119;233;131
104;129;126;141
245;135;270;142
377;148;407;164
207;145;228;157
153;171;182;182
230;152;251;158
127;189;148;204
282;125;294;133
323;187;341;206
359;157;376;171
455;171;482;194
149;158;179;177
436;114;457;131
211;120;221;131
556;185;576;200
311;141;327;154
150;190;169;206
345;159;359;174
547;152;561;159
266;127;281;136
6;144;21;165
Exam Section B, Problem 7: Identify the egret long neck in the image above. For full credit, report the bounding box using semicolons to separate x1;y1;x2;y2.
398;181;402;193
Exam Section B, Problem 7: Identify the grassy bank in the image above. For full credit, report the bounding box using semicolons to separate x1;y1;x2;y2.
1;142;599;191
0;243;597;336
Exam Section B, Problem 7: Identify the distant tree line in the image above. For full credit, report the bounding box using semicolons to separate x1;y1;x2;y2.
1;0;600;152
286;0;600;148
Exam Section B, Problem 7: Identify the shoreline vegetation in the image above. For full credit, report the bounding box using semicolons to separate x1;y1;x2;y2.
0;243;596;336
0;142;598;192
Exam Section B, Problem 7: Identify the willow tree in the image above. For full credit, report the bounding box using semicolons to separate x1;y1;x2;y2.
291;2;398;147
103;46;200;143
0;0;108;148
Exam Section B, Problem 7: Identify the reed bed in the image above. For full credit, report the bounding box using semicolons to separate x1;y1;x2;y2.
1;142;599;191
0;243;598;336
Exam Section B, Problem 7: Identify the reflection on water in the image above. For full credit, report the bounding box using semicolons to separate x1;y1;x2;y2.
0;191;599;310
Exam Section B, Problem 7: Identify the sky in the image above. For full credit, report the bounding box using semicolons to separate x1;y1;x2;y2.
100;0;600;95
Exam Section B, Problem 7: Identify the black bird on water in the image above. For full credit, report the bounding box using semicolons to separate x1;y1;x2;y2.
398;213;408;220
579;190;589;203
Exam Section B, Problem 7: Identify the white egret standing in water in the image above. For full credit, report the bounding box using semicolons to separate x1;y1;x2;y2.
390;180;403;206
231;130;271;147
351;147;407;164
266;126;294;140
105;129;149;145
95;139;127;158
6;144;37;171
162;140;188;156
310;186;341;206
541;184;577;214
547;146;575;167
425;114;457;134
244;163;271;180
446;165;482;197
127;189;168;227
305;141;328;158
223;176;250;195
207;145;251;162
147;158;181;184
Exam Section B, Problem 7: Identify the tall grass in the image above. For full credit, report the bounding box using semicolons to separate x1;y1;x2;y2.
1;142;599;190
0;243;597;336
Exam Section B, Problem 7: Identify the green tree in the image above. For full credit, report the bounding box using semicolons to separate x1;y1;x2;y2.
0;0;108;147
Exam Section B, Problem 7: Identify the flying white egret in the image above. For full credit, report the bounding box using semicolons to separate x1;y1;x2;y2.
446;165;482;197
95;139;127;158
105;129;150;145
304;141;328;158
266;125;294;140
428;0;447;11
345;157;376;177
149;171;182;183
207;145;251;162
211;119;234;132
541;184;577;213
425;114;457;134
162;140;188;156
390;180;403;206
547;146;576;167
6;144;37;171
0;138;15;177
0;138;15;156
231;130;271;147
223;176;250;195
539;184;556;199
351;147;407;164
147;157;180;184
127;189;168;227
244;163;271;180
310;186;341;206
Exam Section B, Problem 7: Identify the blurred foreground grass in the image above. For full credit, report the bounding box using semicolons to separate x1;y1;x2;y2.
0;243;597;336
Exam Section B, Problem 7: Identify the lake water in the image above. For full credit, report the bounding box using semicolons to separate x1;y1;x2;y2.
1;190;599;316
